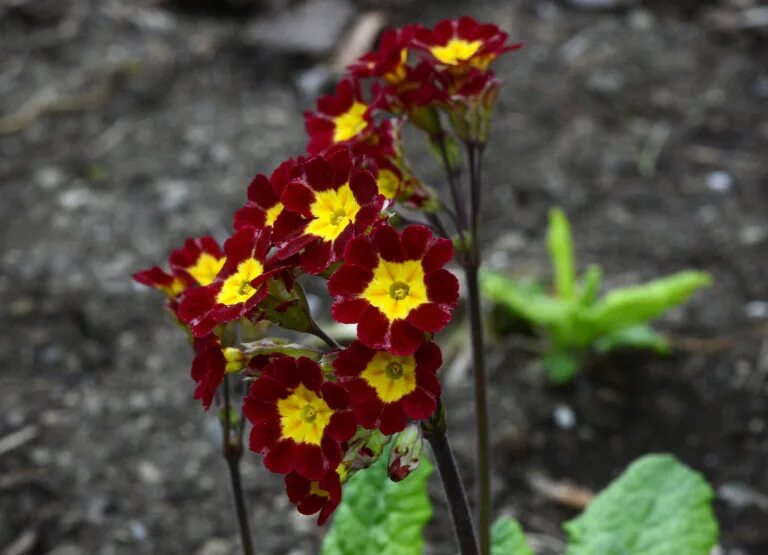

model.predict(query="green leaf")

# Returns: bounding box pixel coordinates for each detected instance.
[481,271,571,326]
[578,265,602,307]
[564,454,718,555]
[595,324,670,355]
[543,350,580,384]
[547,208,576,300]
[587,271,711,334]
[492,517,534,555]
[321,445,433,555]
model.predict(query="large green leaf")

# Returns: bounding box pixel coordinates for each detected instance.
[586,271,711,334]
[547,208,576,300]
[492,517,534,555]
[564,454,718,555]
[321,447,433,555]
[481,271,571,326]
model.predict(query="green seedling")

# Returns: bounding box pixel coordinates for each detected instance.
[482,208,712,383]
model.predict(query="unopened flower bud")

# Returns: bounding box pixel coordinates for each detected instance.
[223,347,246,373]
[388,424,423,482]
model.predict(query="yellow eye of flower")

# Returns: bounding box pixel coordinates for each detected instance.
[332,101,368,143]
[309,481,330,498]
[277,384,334,445]
[361,259,427,320]
[265,203,283,227]
[383,49,408,84]
[376,169,400,200]
[430,38,482,65]
[162,277,187,298]
[216,258,264,306]
[304,183,361,242]
[361,352,417,402]
[188,253,226,286]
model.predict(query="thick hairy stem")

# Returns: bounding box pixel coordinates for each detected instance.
[423,407,480,555]
[221,376,255,555]
[464,264,491,555]
[466,142,490,555]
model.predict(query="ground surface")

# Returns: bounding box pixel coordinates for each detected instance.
[1,0,767,554]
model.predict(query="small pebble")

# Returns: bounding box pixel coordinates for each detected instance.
[745,300,768,319]
[554,404,576,430]
[706,171,733,193]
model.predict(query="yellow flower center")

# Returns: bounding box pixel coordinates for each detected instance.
[376,169,400,200]
[332,101,368,143]
[430,38,482,65]
[361,259,427,320]
[309,481,330,498]
[304,183,361,242]
[265,203,283,227]
[162,277,187,298]
[277,384,334,445]
[187,253,226,286]
[360,351,417,403]
[383,49,408,84]
[215,258,264,306]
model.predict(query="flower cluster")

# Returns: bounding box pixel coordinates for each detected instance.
[134,16,519,526]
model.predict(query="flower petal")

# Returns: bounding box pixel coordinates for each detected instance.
[331,298,370,324]
[406,303,452,333]
[328,265,373,297]
[389,318,424,355]
[425,268,460,305]
[357,306,390,349]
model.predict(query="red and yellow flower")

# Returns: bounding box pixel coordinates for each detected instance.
[244,356,356,480]
[275,148,385,275]
[133,235,226,300]
[233,158,306,233]
[190,334,227,410]
[347,24,419,84]
[413,16,522,72]
[178,227,275,337]
[305,79,373,156]
[334,341,441,435]
[284,469,342,525]
[328,224,458,355]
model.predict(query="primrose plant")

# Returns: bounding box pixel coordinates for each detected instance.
[135,17,719,555]
[482,208,712,384]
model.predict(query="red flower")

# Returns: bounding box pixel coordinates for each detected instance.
[413,16,522,71]
[334,341,442,435]
[190,334,227,410]
[328,224,458,355]
[347,25,420,84]
[133,265,187,299]
[133,235,226,299]
[244,356,356,480]
[233,159,305,233]
[305,79,373,155]
[178,227,275,337]
[284,470,342,525]
[275,149,385,275]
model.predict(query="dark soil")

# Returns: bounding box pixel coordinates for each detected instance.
[1,0,766,554]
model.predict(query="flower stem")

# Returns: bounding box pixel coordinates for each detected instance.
[423,404,480,555]
[221,375,255,555]
[466,142,490,555]
[307,320,340,350]
[464,263,490,555]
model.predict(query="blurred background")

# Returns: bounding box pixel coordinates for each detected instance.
[0,0,766,553]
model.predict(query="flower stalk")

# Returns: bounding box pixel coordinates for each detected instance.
[222,375,255,555]
[422,402,480,555]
